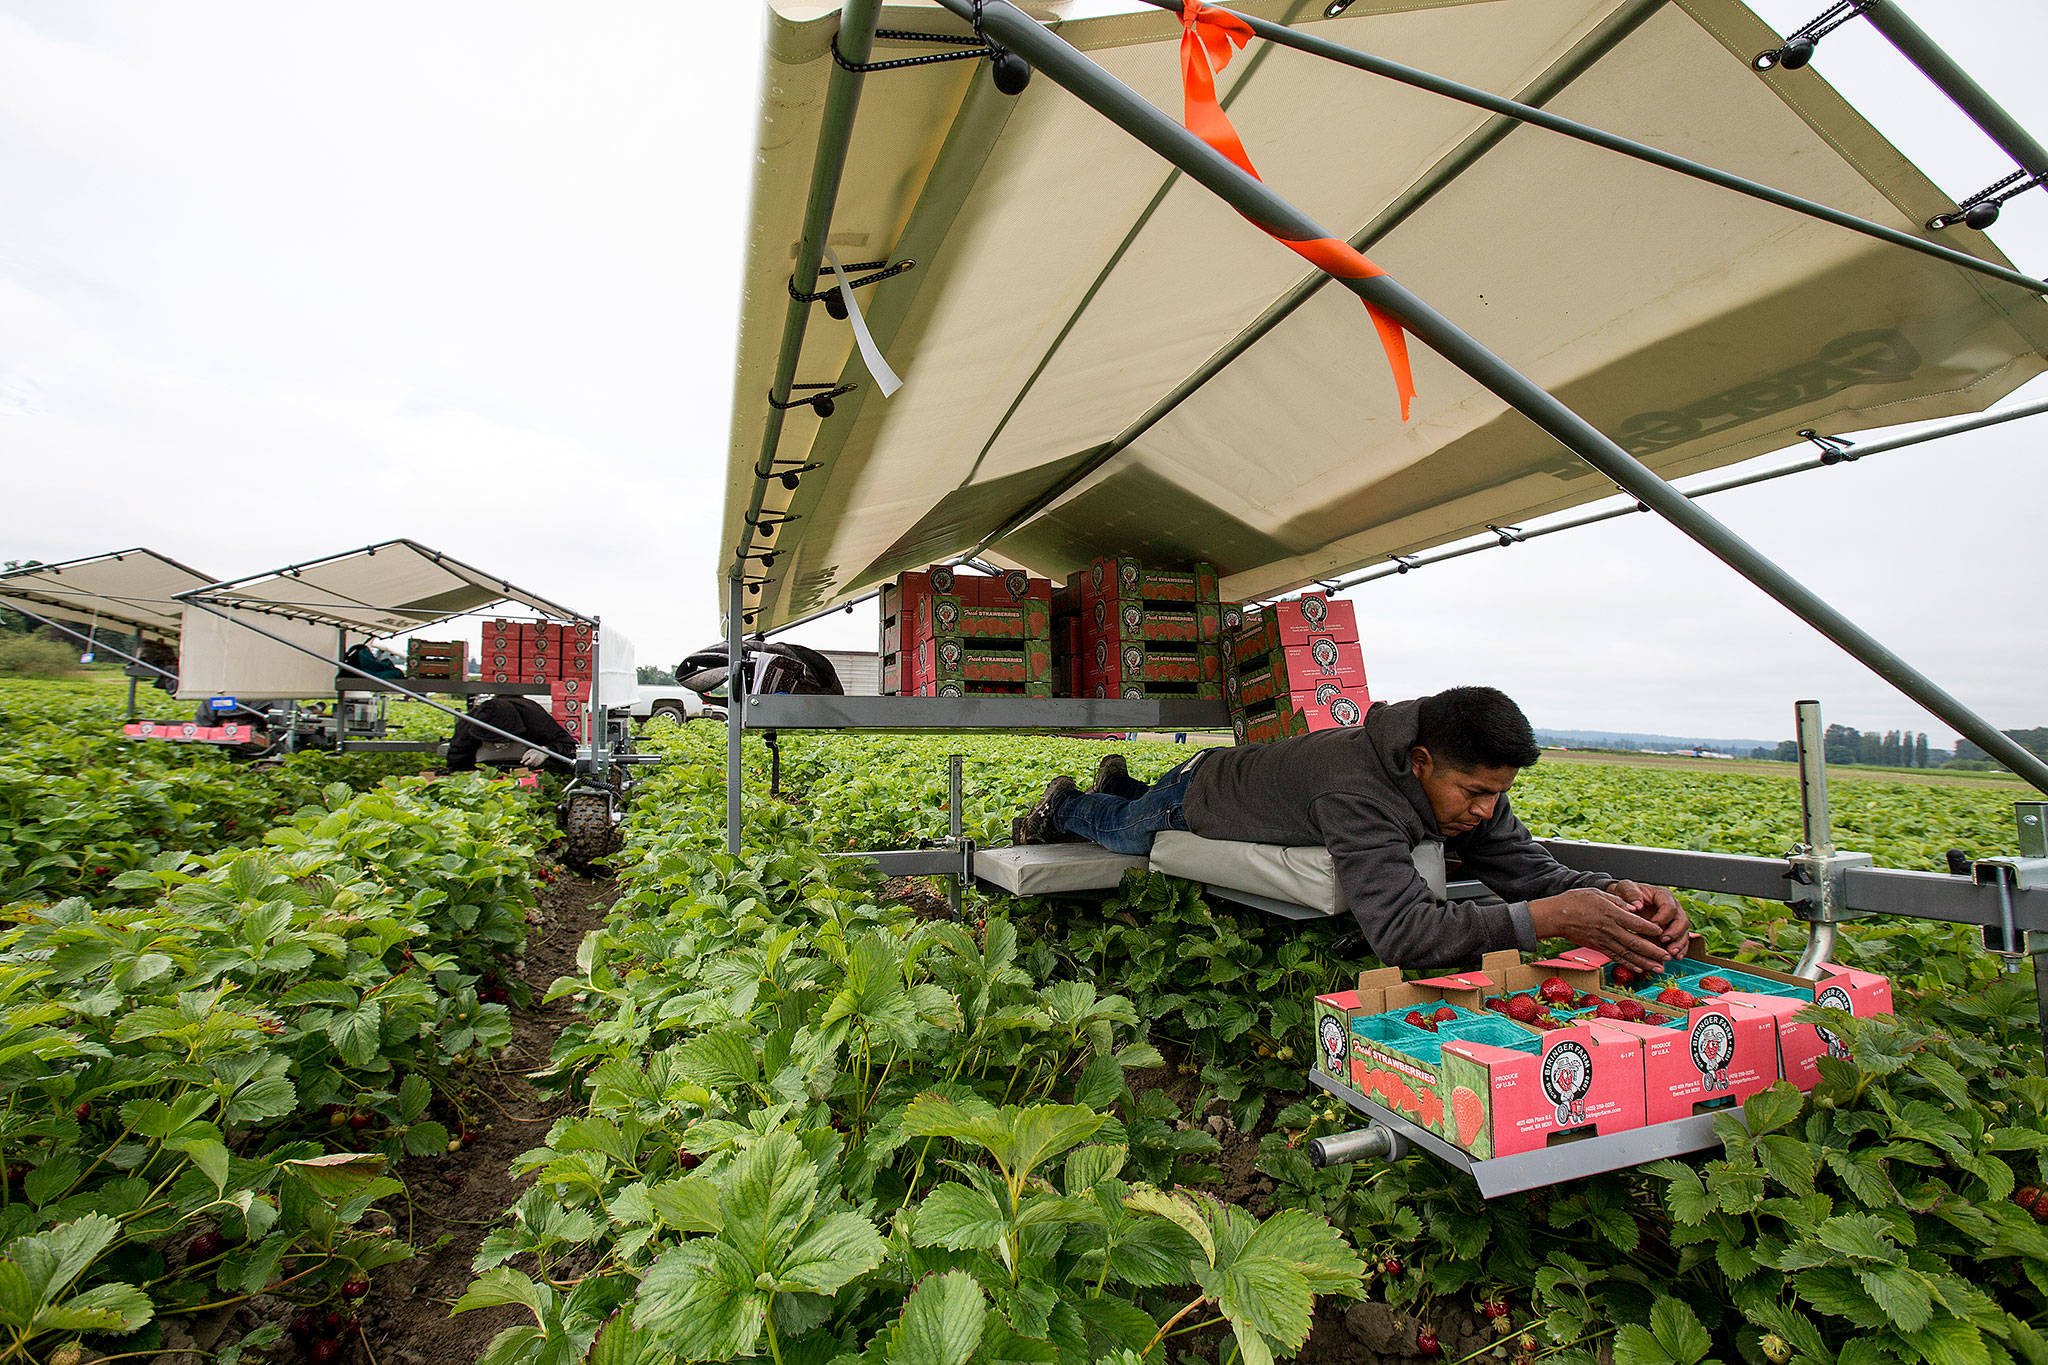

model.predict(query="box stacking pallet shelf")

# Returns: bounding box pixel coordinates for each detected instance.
[1308,1069,1728,1198]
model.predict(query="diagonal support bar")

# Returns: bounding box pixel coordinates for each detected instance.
[1863,2,2048,185]
[1131,0,2046,295]
[936,0,2048,795]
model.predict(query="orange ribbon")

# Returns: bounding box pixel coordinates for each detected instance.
[1177,0,1416,420]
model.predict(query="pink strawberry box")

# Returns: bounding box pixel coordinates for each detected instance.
[1435,1025,1647,1159]
[1714,990,1859,1091]
[1587,996,1783,1124]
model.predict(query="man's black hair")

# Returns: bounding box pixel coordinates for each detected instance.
[1415,686,1541,770]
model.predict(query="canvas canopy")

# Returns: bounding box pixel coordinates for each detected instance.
[723,0,2048,630]
[181,539,593,638]
[0,548,213,642]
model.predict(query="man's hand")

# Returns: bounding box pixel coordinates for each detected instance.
[1528,887,1670,975]
[1606,880,1690,952]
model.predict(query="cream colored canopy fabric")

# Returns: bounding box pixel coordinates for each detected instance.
[723,0,2048,630]
[184,539,593,636]
[0,548,213,642]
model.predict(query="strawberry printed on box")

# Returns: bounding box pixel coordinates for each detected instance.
[1322,962,1647,1159]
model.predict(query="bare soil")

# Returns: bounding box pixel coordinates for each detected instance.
[354,869,617,1365]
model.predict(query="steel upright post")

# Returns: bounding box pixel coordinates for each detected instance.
[1793,701,1839,977]
[948,753,965,917]
[726,575,745,856]
[935,0,2048,796]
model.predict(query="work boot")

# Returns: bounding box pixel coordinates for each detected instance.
[1012,775,1081,845]
[1087,753,1129,794]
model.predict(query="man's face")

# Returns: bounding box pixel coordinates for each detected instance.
[1410,747,1519,836]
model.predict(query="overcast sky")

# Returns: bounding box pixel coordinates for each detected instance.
[4,1,2044,745]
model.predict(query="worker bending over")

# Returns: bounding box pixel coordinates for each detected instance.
[1012,686,1687,971]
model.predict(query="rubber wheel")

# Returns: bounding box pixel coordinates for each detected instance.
[562,792,621,872]
[648,702,688,727]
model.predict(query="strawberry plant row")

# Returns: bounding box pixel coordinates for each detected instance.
[455,729,1369,1365]
[0,767,548,1365]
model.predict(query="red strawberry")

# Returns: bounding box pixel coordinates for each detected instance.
[343,1277,368,1299]
[1505,995,1541,1024]
[311,1340,344,1364]
[1432,1006,1458,1023]
[1612,966,1636,985]
[1538,976,1573,1003]
[1594,1000,1624,1020]
[1382,1256,1404,1276]
[2016,1187,2044,1216]
[188,1229,226,1261]
[1405,1010,1432,1031]
[2032,1191,2048,1223]
[1416,1329,1441,1357]
[1698,976,1733,994]
[1452,1086,1484,1146]
[1657,988,1696,1009]
[1482,1299,1508,1320]
[1485,997,1509,1014]
[1616,999,1647,1022]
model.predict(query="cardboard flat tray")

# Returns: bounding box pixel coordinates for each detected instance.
[1308,1070,1730,1198]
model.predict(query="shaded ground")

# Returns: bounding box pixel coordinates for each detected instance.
[357,869,617,1364]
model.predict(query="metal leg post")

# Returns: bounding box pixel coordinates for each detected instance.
[948,753,965,917]
[1863,2,2048,185]
[940,0,2048,796]
[726,575,745,856]
[1793,700,1843,978]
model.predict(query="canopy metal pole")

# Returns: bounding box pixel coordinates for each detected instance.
[178,600,560,759]
[1862,1,2048,184]
[1130,0,2046,294]
[726,575,745,855]
[730,0,885,600]
[937,0,2048,796]
[1315,396,2048,594]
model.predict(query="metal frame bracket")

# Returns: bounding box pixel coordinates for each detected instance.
[1785,844,1875,922]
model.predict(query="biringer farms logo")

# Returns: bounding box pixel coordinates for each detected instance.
[1004,570,1028,601]
[1121,602,1143,634]
[1119,561,1140,589]
[1691,1012,1736,1091]
[1300,595,1328,628]
[935,600,959,631]
[1542,1041,1593,1126]
[1311,637,1340,673]
[1318,1015,1348,1077]
[1315,682,1343,706]
[930,567,954,593]
[1814,985,1855,1060]
[939,641,963,671]
[1330,697,1363,727]
[1121,644,1144,672]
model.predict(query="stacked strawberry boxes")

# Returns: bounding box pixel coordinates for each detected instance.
[1052,557,1228,700]
[405,639,468,680]
[1223,592,1370,744]
[878,567,1055,698]
[483,618,598,739]
[1311,943,1893,1161]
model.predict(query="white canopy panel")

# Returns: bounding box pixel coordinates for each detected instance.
[723,0,2048,628]
[0,548,213,641]
[174,608,342,702]
[184,539,593,638]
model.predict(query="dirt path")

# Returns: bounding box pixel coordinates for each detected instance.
[358,869,616,1365]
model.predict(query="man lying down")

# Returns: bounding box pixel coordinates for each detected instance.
[1010,686,1688,972]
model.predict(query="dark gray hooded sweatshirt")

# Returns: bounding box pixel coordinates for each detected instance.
[1181,697,1612,967]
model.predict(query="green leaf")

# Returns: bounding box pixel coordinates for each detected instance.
[883,1270,984,1365]
[1124,1186,1213,1266]
[452,1267,553,1324]
[1065,1143,1126,1194]
[281,1153,389,1203]
[1742,1083,1805,1137]
[1857,1265,1933,1334]
[632,1240,764,1360]
[913,1183,1009,1252]
[773,1211,886,1295]
[34,1280,154,1335]
[224,1074,297,1125]
[1757,1135,1817,1194]
[1817,1214,1898,1265]
[330,1001,382,1069]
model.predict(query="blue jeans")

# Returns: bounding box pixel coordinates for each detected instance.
[1053,756,1200,855]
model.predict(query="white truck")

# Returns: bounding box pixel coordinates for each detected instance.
[630,686,724,727]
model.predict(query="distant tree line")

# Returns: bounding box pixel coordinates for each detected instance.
[1954,728,2048,772]
[1746,725,1944,768]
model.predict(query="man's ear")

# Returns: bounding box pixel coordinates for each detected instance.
[1409,745,1432,780]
